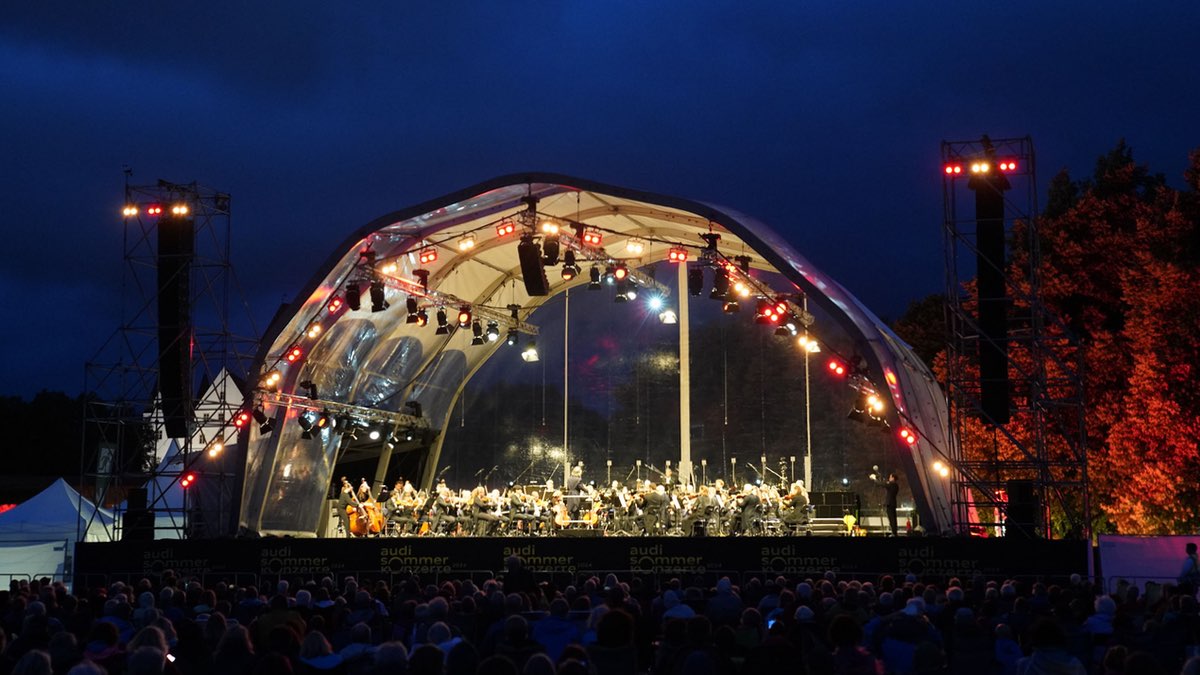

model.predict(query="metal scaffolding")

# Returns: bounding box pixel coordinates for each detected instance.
[941,136,1090,538]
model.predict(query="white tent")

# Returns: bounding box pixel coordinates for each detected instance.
[0,478,115,579]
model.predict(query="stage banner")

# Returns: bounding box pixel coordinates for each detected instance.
[75,536,1086,588]
[1098,534,1199,592]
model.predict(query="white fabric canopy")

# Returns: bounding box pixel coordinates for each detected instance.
[0,478,115,544]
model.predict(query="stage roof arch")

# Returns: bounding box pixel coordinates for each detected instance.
[239,173,955,536]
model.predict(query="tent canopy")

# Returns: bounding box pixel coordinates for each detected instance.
[0,478,114,544]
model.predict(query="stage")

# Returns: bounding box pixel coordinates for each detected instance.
[74,535,1087,589]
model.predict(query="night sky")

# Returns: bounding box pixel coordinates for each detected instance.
[2,2,1197,396]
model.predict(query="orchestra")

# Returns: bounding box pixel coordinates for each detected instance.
[331,469,817,538]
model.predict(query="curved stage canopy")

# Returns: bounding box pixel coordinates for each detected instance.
[239,174,955,536]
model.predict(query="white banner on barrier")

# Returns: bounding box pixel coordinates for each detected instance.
[1098,534,1199,593]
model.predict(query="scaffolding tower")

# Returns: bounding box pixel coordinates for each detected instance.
[81,178,258,540]
[941,136,1090,538]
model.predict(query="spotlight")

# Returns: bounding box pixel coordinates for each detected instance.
[146,204,163,217]
[380,260,398,275]
[170,204,189,216]
[405,297,420,323]
[418,247,438,264]
[506,329,518,346]
[414,268,430,291]
[415,308,428,327]
[582,229,603,246]
[370,280,388,312]
[260,369,282,392]
[327,297,344,313]
[668,247,688,263]
[346,283,361,311]
[687,267,704,296]
[774,325,790,337]
[754,299,773,325]
[122,205,138,217]
[486,321,500,342]
[458,234,476,251]
[542,235,561,265]
[722,300,740,313]
[710,268,729,300]
[368,428,382,441]
[207,439,223,458]
[541,219,560,235]
[587,265,601,290]
[733,281,751,298]
[253,407,274,434]
[305,322,322,338]
[233,410,251,431]
[298,410,317,439]
[181,472,196,488]
[299,380,319,399]
[471,320,485,346]
[899,427,918,445]
[285,345,303,364]
[436,308,450,335]
[647,296,664,311]
[496,220,516,237]
[827,359,846,377]
[613,264,628,281]
[457,306,472,328]
[625,238,645,255]
[797,334,821,353]
[658,309,678,325]
[604,264,616,285]
[561,251,579,280]
[521,340,539,363]
[405,400,423,418]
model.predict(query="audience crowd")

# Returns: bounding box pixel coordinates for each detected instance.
[2,559,1198,675]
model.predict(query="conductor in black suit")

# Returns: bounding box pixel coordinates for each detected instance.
[884,472,900,536]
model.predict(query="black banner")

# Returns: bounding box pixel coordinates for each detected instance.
[75,536,1086,589]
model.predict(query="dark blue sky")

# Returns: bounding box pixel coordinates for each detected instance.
[2,2,1197,396]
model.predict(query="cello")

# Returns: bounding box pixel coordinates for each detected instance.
[347,485,384,536]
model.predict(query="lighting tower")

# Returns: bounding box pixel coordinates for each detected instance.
[941,136,1088,539]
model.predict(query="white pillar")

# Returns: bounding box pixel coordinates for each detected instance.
[677,263,693,484]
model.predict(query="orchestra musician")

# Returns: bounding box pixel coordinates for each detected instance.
[335,478,354,537]
[782,480,811,530]
[682,485,718,536]
[735,484,761,535]
[642,483,669,534]
[431,485,458,534]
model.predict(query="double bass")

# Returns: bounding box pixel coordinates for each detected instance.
[347,485,384,536]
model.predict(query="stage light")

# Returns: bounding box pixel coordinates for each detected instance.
[346,283,361,311]
[146,204,163,216]
[658,309,678,325]
[604,264,616,285]
[380,260,399,275]
[541,219,560,235]
[253,406,274,435]
[368,428,381,441]
[801,331,820,353]
[328,297,344,313]
[899,427,917,445]
[521,340,539,363]
[486,321,500,342]
[285,345,303,364]
[582,229,603,246]
[261,369,282,391]
[181,472,196,488]
[418,247,438,264]
[722,300,740,313]
[171,204,189,216]
[457,306,472,327]
[458,234,476,251]
[734,281,751,298]
[471,320,485,346]
[754,299,772,325]
[588,265,601,290]
[414,269,430,292]
[233,410,252,431]
[405,297,420,323]
[306,322,322,338]
[298,410,317,438]
[496,220,516,237]
[710,268,729,300]
[970,161,990,174]
[542,235,560,265]
[415,308,428,327]
[613,264,628,281]
[827,359,846,376]
[999,160,1018,172]
[687,267,704,296]
[867,394,885,414]
[944,164,964,175]
[614,281,629,303]
[841,477,849,487]
[773,325,790,337]
[625,238,645,255]
[207,439,223,458]
[435,308,450,334]
[370,280,388,312]
[938,464,950,478]
[122,205,138,217]
[298,381,318,400]
[668,247,688,263]
[561,251,579,280]
[647,296,663,311]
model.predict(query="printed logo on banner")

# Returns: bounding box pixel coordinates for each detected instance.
[898,545,982,576]
[502,544,577,573]
[628,544,706,574]
[260,546,330,576]
[142,547,210,576]
[760,544,840,574]
[380,544,453,574]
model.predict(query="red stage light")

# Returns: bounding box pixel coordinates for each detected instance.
[457,306,472,327]
[181,472,196,488]
[328,297,344,313]
[418,248,438,265]
[582,229,603,245]
[147,204,163,216]
[899,427,918,445]
[998,160,1018,172]
[233,411,251,429]
[613,265,629,281]
[827,359,846,376]
[285,346,303,363]
[496,221,516,237]
[668,247,688,262]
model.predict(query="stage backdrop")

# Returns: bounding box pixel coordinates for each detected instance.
[76,536,1086,589]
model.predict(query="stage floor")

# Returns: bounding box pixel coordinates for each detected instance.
[74,535,1086,589]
